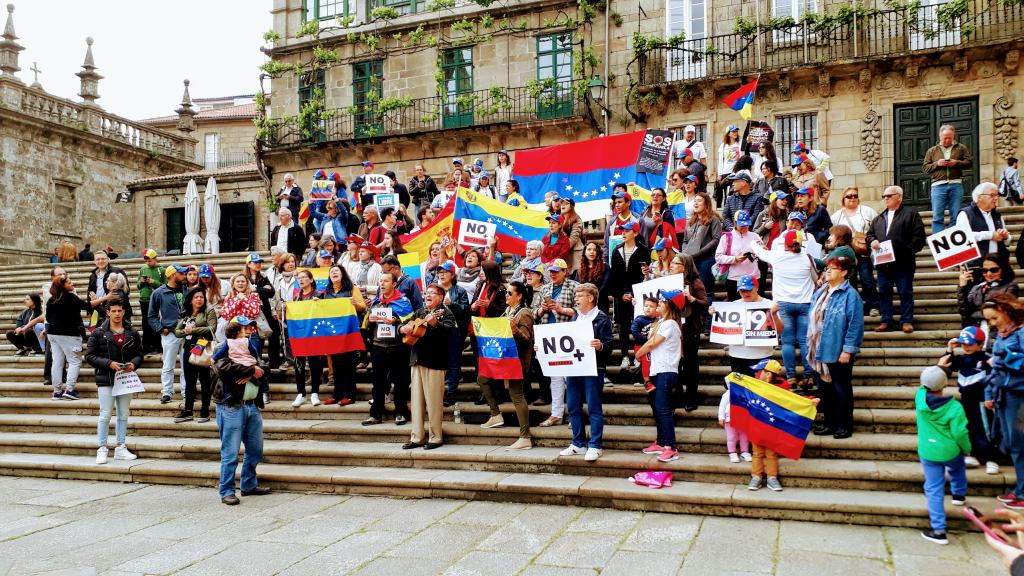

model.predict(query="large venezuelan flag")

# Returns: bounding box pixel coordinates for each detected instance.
[472,317,522,380]
[399,195,457,265]
[453,187,548,255]
[722,79,758,121]
[511,131,670,221]
[285,298,365,357]
[628,184,687,233]
[727,372,816,460]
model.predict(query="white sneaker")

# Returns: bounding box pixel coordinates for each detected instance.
[964,456,980,468]
[741,452,752,462]
[559,444,586,456]
[584,447,602,461]
[95,446,108,465]
[310,393,321,406]
[619,357,631,369]
[987,461,1001,475]
[113,445,136,461]
[292,394,305,407]
[729,452,740,463]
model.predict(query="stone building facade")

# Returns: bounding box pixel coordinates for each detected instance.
[0,5,200,264]
[142,92,257,170]
[261,0,1023,213]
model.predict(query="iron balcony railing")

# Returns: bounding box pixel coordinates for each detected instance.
[270,80,586,147]
[636,0,1024,85]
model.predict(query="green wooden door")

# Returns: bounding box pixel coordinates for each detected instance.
[165,208,185,254]
[353,60,384,138]
[536,34,574,119]
[442,48,474,129]
[894,98,979,207]
[220,202,255,252]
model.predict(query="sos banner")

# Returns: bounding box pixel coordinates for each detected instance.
[927,223,980,271]
[635,129,675,174]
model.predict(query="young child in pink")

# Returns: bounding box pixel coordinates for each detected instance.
[719,381,751,463]
[228,337,258,367]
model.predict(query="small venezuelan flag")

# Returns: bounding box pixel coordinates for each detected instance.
[310,169,333,200]
[298,201,310,228]
[285,298,365,357]
[727,371,816,460]
[722,79,758,121]
[398,252,423,290]
[472,317,522,380]
[628,184,687,233]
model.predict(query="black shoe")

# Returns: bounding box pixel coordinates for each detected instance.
[395,414,408,426]
[812,425,835,436]
[424,442,444,450]
[241,486,272,496]
[402,441,426,450]
[920,529,948,545]
[15,348,28,356]
[222,494,240,505]
[362,416,382,426]
[160,395,171,404]
[443,396,456,408]
[683,403,698,412]
[474,395,487,405]
[173,411,193,423]
[832,429,853,439]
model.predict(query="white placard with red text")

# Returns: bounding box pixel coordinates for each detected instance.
[458,219,497,248]
[872,240,895,266]
[710,302,746,345]
[927,222,980,271]
[365,174,392,195]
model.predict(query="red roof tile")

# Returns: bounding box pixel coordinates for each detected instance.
[140,103,257,125]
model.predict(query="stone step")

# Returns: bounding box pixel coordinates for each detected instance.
[0,413,921,461]
[0,451,982,529]
[0,432,1008,495]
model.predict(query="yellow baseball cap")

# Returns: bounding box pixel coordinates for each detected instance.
[144,249,158,259]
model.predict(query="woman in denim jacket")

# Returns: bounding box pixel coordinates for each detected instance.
[982,294,1024,507]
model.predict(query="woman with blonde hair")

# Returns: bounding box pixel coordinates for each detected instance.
[217,273,262,342]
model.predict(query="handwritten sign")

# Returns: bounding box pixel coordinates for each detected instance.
[111,370,145,397]
[534,321,597,377]
[927,222,980,271]
[458,219,497,248]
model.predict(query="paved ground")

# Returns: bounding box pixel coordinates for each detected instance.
[0,476,1005,576]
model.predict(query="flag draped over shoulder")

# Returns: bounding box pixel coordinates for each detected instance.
[285,299,365,357]
[398,252,422,289]
[472,317,522,380]
[399,195,457,265]
[628,184,687,232]
[727,372,816,460]
[452,187,548,255]
[511,131,669,220]
[723,79,758,121]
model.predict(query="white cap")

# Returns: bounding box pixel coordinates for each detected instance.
[684,125,696,134]
[920,366,948,392]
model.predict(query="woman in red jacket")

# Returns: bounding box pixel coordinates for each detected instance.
[541,214,570,263]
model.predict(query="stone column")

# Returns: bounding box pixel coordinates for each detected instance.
[76,37,102,108]
[176,79,197,161]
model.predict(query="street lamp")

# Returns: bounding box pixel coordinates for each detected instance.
[588,75,605,103]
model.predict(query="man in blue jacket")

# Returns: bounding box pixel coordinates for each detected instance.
[148,264,187,404]
[381,255,423,310]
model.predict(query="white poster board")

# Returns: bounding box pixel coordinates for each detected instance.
[365,174,392,195]
[458,219,497,248]
[711,301,778,346]
[743,303,778,346]
[631,273,686,318]
[111,370,145,397]
[534,321,598,377]
[872,240,895,266]
[373,193,399,210]
[927,222,980,271]
[710,302,746,345]
[372,307,395,339]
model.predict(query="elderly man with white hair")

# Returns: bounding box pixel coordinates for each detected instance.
[955,181,1012,287]
[269,207,307,261]
[510,240,549,283]
[866,185,926,334]
[273,173,304,229]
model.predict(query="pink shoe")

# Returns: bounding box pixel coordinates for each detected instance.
[642,442,665,455]
[656,447,679,462]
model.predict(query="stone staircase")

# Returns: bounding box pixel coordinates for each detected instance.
[1,207,1022,528]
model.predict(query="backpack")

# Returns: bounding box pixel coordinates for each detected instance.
[711,232,734,283]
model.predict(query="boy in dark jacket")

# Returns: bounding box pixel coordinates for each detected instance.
[937,326,1002,475]
[630,297,659,391]
[917,366,971,545]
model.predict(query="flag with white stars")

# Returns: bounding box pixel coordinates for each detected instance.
[726,372,817,460]
[285,298,365,357]
[453,187,549,255]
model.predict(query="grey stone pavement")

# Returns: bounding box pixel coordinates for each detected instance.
[0,476,1006,576]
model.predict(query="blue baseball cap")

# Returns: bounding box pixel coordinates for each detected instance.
[795,187,812,196]
[958,326,983,345]
[793,142,806,153]
[787,211,806,223]
[232,316,254,326]
[737,275,757,292]
[735,210,752,227]
[619,220,637,231]
[452,157,464,165]
[684,174,697,182]
[653,237,668,251]
[727,124,738,132]
[246,253,263,263]
[479,171,490,180]
[198,263,213,278]
[437,260,458,274]
[658,289,687,310]
[546,214,561,223]
[360,160,373,167]
[474,157,484,168]
[770,191,789,202]
[319,249,333,259]
[169,263,188,273]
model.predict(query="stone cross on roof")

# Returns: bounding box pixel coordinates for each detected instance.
[29,60,41,88]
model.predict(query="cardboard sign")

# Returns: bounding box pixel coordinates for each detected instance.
[374,193,399,209]
[372,307,395,339]
[742,121,775,150]
[458,219,497,248]
[534,321,598,377]
[111,370,145,397]
[365,174,392,195]
[631,273,686,318]
[872,240,895,266]
[710,302,746,345]
[636,129,675,174]
[309,179,333,200]
[608,235,623,265]
[927,223,980,271]
[743,304,778,346]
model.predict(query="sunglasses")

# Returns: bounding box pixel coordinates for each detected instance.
[844,194,859,199]
[882,194,897,198]
[983,267,1002,273]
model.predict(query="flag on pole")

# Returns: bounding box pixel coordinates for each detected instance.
[472,317,523,380]
[727,371,816,460]
[723,79,759,120]
[298,201,310,228]
[285,298,365,357]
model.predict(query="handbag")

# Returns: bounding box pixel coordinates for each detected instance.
[842,211,869,256]
[628,470,673,489]
[256,312,273,339]
[188,339,213,367]
[711,231,733,283]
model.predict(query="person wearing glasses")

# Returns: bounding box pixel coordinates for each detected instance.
[958,254,1018,328]
[831,186,878,315]
[955,182,1012,290]
[866,186,926,334]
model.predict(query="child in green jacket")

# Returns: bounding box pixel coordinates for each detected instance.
[917,366,972,546]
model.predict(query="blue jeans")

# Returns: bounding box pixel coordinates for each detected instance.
[921,455,967,532]
[217,403,264,498]
[876,263,916,325]
[97,386,130,447]
[999,392,1024,497]
[566,374,605,449]
[652,372,677,449]
[930,182,964,234]
[696,257,715,304]
[777,301,811,380]
[857,255,879,312]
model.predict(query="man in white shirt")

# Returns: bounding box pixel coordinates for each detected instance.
[269,208,305,260]
[673,125,707,170]
[955,181,1011,285]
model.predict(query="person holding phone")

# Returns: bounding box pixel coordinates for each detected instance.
[916,366,971,545]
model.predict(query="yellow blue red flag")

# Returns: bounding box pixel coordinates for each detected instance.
[285,298,364,357]
[454,187,548,255]
[628,183,687,233]
[472,317,522,380]
[723,79,758,120]
[727,371,816,460]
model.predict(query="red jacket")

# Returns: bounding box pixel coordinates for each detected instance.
[541,233,570,263]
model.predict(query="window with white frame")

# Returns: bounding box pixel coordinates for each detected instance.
[204,133,219,170]
[772,0,818,20]
[774,113,818,159]
[312,0,350,19]
[665,0,707,80]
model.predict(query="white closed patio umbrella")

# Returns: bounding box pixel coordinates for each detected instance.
[203,177,221,253]
[182,178,203,255]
